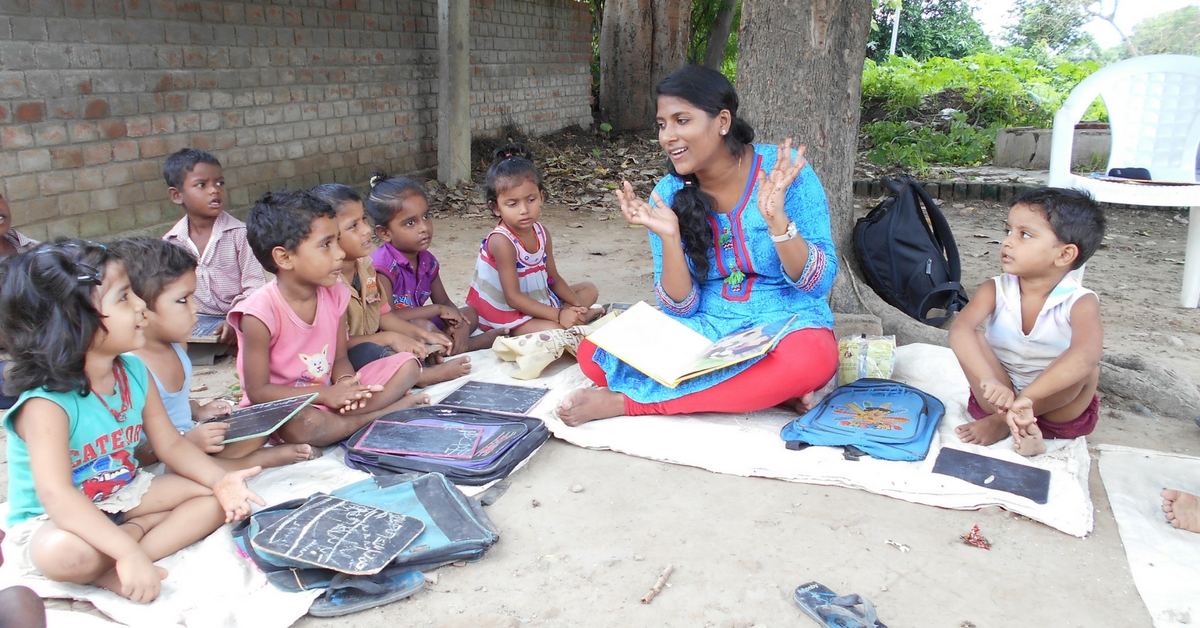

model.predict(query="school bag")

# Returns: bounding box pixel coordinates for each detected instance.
[231,473,499,592]
[343,405,550,485]
[853,175,968,326]
[779,379,945,461]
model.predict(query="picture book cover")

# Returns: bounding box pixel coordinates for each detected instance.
[585,301,798,388]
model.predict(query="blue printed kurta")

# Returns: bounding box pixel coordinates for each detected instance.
[591,144,838,403]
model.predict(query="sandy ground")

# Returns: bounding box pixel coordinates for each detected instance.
[8,192,1200,626]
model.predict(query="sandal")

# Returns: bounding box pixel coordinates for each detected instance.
[308,568,425,617]
[793,581,887,628]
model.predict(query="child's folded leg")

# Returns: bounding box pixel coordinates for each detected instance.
[213,436,318,470]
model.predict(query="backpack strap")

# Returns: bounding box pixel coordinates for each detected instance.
[904,175,963,283]
[916,281,970,326]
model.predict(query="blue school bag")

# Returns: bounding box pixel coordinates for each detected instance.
[779,379,944,461]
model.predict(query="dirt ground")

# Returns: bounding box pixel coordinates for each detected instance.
[8,161,1200,626]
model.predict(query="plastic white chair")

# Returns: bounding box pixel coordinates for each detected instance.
[1048,54,1200,307]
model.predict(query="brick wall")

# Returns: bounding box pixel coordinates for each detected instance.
[0,0,593,243]
[470,0,592,137]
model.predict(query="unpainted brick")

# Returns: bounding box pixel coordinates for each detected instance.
[47,217,81,240]
[18,148,52,172]
[79,210,110,237]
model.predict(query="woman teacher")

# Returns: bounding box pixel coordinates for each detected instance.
[558,65,839,425]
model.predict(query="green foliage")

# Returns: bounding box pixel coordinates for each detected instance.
[860,52,1105,170]
[1129,6,1200,56]
[1005,0,1089,54]
[867,0,992,62]
[863,113,997,173]
[688,0,742,74]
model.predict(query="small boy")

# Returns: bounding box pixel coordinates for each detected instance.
[950,187,1105,456]
[111,238,315,469]
[231,190,429,447]
[161,149,267,344]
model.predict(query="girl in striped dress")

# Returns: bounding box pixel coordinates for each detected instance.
[465,144,601,334]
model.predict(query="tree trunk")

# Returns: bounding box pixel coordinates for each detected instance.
[703,0,737,70]
[599,0,691,130]
[736,0,944,345]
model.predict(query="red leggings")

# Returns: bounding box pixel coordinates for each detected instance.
[576,327,838,416]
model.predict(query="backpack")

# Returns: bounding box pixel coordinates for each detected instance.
[853,175,968,326]
[779,379,945,461]
[231,473,499,592]
[343,406,550,485]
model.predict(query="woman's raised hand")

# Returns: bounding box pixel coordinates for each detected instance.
[616,181,679,240]
[756,138,807,233]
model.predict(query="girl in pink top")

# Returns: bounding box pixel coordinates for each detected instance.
[230,191,429,446]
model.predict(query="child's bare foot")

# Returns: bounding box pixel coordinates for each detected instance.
[556,388,626,426]
[1162,489,1200,532]
[1013,421,1047,456]
[94,566,169,600]
[779,391,818,414]
[393,391,431,410]
[249,443,320,469]
[466,327,509,352]
[418,356,471,386]
[956,412,1010,445]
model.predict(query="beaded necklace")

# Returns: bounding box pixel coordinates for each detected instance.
[92,359,133,423]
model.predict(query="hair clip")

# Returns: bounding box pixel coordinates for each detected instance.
[683,179,696,187]
[75,263,103,286]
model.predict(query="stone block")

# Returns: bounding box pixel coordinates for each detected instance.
[55,191,88,216]
[18,148,52,172]
[79,211,110,237]
[47,217,80,240]
[38,170,74,195]
[2,126,35,150]
[74,167,104,191]
[6,175,40,201]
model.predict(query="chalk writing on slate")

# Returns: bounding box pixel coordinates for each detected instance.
[251,494,425,575]
[191,315,225,338]
[209,393,316,444]
[438,381,550,416]
[931,447,1051,504]
[355,421,484,459]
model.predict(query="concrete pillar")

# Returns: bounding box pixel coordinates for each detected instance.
[438,0,471,185]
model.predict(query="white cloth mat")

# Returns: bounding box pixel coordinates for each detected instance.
[426,344,1095,537]
[1097,444,1200,627]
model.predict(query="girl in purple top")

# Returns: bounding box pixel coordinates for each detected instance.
[368,172,509,355]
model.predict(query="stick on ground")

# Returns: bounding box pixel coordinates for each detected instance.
[640,564,674,604]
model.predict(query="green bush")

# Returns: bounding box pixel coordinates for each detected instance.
[860,52,1106,170]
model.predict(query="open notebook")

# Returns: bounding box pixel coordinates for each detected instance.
[585,301,797,388]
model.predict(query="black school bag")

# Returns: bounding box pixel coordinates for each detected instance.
[853,175,968,326]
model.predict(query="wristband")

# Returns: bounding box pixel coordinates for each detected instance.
[770,221,798,243]
[335,373,354,383]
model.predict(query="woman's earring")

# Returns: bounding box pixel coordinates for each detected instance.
[721,130,727,136]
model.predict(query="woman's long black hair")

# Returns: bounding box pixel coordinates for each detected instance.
[656,65,756,278]
[0,240,121,395]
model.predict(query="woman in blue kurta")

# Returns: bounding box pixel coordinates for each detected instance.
[558,65,839,426]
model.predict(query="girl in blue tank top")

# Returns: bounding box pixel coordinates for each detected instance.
[0,241,263,604]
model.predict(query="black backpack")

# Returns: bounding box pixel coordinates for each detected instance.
[853,175,968,326]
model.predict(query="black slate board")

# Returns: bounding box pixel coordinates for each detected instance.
[931,447,1052,504]
[209,393,317,444]
[250,494,424,575]
[355,421,484,459]
[190,315,225,343]
[437,381,549,416]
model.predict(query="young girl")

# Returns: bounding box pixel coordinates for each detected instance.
[465,144,601,334]
[309,183,470,386]
[0,241,262,604]
[109,238,315,470]
[368,173,506,354]
[233,190,430,447]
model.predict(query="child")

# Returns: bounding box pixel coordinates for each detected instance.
[161,148,267,344]
[0,241,261,603]
[110,238,316,469]
[949,187,1106,456]
[310,184,470,386]
[0,193,38,258]
[465,144,601,334]
[368,172,507,355]
[232,190,430,447]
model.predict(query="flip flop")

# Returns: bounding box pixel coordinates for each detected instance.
[308,568,425,617]
[793,581,888,628]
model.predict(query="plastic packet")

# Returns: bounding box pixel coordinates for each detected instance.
[837,334,896,386]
